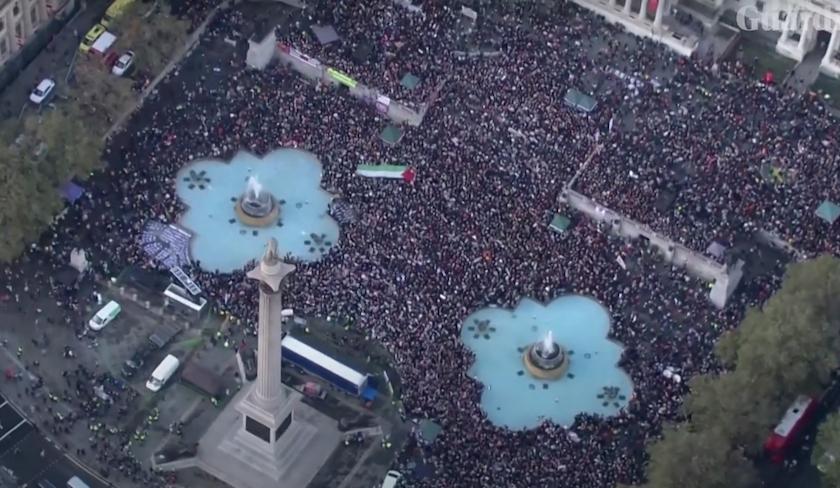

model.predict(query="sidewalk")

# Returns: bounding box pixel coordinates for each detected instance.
[0,346,112,488]
[0,268,147,487]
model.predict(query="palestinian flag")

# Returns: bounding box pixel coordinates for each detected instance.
[356,164,415,182]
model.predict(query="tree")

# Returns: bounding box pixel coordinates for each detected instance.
[0,146,63,261]
[684,372,784,454]
[35,103,104,183]
[714,257,840,411]
[112,3,189,75]
[814,411,840,487]
[641,424,758,488]
[633,256,840,488]
[73,58,135,128]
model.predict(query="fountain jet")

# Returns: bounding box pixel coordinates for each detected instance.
[235,175,280,227]
[524,329,569,380]
[247,175,263,199]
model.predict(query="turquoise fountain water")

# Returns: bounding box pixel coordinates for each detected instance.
[175,149,339,273]
[462,295,633,430]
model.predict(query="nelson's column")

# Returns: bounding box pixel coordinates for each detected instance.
[196,238,340,488]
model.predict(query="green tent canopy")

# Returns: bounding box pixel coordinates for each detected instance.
[564,89,597,113]
[400,73,421,90]
[416,419,442,444]
[816,200,840,224]
[760,163,785,184]
[380,125,404,146]
[549,214,571,233]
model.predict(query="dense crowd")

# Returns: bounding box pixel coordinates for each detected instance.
[278,0,459,106]
[1,0,836,487]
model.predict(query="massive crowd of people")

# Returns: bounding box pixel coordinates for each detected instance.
[1,0,837,487]
[279,0,459,106]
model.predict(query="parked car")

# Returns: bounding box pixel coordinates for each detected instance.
[112,50,134,76]
[148,323,181,349]
[121,343,153,379]
[29,79,55,105]
[241,348,257,381]
[79,24,106,53]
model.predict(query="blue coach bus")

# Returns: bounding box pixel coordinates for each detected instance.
[281,336,377,401]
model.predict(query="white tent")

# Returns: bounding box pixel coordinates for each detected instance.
[69,248,89,274]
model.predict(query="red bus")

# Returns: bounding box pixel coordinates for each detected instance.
[764,395,819,464]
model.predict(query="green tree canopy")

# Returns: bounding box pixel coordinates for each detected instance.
[641,424,758,488]
[815,410,840,487]
[0,146,63,260]
[683,372,781,454]
[36,104,104,183]
[636,256,840,488]
[715,256,840,400]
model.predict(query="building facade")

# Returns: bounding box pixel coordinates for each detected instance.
[572,0,840,77]
[0,0,73,68]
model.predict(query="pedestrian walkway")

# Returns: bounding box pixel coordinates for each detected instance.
[0,392,105,488]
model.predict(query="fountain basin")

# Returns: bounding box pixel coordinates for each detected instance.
[462,295,633,430]
[175,149,339,273]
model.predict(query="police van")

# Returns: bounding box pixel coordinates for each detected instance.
[146,355,180,392]
[88,301,121,331]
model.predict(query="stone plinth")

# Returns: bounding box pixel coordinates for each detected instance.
[196,385,340,488]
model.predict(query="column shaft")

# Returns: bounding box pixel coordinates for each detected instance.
[255,287,285,405]
[797,21,809,53]
[653,0,664,28]
[824,28,840,64]
[638,0,649,20]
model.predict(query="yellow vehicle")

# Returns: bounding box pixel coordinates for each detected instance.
[79,24,106,53]
[101,0,135,28]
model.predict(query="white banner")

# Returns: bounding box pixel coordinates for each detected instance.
[375,94,391,114]
[289,48,321,69]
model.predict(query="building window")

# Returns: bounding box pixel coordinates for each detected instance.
[14,23,22,39]
[0,40,7,56]
[779,11,787,22]
[755,1,764,12]
[30,6,37,25]
[0,20,4,33]
[12,3,20,16]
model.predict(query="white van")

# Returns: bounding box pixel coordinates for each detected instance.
[146,354,180,392]
[381,470,402,488]
[88,301,121,331]
[67,476,90,488]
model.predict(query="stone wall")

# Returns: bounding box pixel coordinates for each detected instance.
[245,30,426,126]
[275,48,425,126]
[560,189,743,308]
